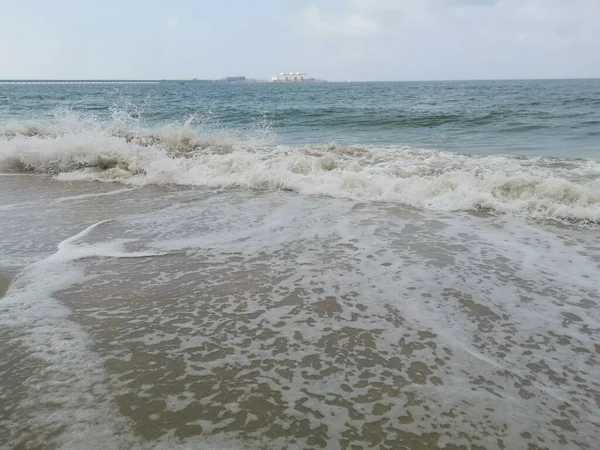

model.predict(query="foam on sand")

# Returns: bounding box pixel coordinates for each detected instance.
[0,220,166,449]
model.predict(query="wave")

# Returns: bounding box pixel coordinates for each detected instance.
[260,108,512,129]
[1,111,599,223]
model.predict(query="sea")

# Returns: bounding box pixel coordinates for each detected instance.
[0,80,599,450]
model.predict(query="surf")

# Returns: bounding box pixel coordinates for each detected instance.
[1,110,599,224]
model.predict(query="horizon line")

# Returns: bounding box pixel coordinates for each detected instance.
[1,76,599,83]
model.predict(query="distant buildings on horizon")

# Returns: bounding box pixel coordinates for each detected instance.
[178,72,325,83]
[176,76,267,84]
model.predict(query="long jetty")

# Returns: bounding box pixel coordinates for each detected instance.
[0,79,235,84]
[0,79,168,84]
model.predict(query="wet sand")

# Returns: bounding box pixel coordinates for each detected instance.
[1,175,599,449]
[0,273,9,298]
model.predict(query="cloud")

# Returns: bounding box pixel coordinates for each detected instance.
[166,17,179,30]
[297,0,600,48]
[296,5,380,37]
[177,49,191,57]
[291,0,600,80]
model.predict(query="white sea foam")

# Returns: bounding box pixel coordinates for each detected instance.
[75,193,599,449]
[0,220,168,449]
[1,112,599,223]
[2,176,599,448]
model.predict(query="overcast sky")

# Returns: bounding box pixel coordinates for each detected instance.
[1,0,599,81]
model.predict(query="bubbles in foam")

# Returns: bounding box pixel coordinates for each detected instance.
[48,192,598,449]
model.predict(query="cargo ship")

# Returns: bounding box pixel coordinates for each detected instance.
[271,72,324,83]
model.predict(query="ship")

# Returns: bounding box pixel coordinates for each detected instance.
[271,72,324,83]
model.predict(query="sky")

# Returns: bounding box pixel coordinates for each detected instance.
[1,0,599,81]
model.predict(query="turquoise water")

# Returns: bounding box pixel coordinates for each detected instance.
[1,79,599,157]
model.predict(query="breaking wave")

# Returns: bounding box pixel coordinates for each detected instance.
[1,111,599,223]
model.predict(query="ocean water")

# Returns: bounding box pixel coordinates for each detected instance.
[0,80,599,449]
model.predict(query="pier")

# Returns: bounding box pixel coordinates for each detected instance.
[0,79,162,84]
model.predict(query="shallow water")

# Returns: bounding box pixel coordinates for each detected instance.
[1,175,599,449]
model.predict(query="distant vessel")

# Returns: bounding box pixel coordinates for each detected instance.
[271,72,324,83]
